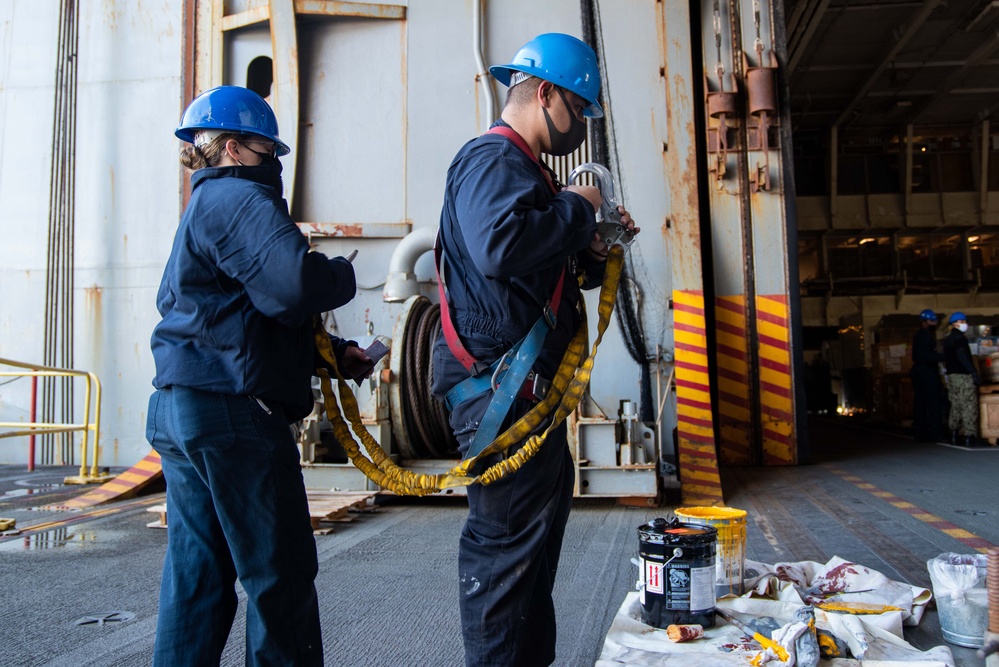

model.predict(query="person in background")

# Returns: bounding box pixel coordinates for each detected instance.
[943,311,980,447]
[431,33,639,666]
[147,85,371,666]
[910,309,944,442]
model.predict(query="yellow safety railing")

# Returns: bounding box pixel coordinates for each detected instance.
[0,358,114,484]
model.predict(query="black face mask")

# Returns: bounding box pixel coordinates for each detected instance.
[237,144,284,196]
[543,87,587,156]
[242,144,279,165]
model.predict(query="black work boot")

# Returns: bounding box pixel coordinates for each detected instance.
[964,435,976,447]
[952,429,959,445]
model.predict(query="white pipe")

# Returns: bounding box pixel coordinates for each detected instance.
[473,0,497,127]
[382,226,438,303]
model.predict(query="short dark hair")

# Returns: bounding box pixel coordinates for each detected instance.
[505,76,544,109]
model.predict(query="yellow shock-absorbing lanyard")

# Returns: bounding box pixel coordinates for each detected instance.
[312,244,625,495]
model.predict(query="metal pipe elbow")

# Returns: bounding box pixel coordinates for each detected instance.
[382,226,438,303]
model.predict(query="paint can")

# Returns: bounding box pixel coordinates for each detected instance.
[638,517,717,629]
[675,506,747,597]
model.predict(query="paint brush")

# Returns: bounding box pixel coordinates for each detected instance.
[715,608,790,662]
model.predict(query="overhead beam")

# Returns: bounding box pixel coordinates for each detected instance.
[965,1,999,32]
[785,0,811,38]
[788,0,832,74]
[221,0,406,31]
[833,0,942,128]
[805,59,999,72]
[900,32,999,126]
[794,87,999,100]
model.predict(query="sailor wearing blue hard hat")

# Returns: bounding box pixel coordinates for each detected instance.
[148,85,372,665]
[910,309,943,442]
[943,311,980,446]
[431,34,639,666]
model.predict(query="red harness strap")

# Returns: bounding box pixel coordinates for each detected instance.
[435,125,566,374]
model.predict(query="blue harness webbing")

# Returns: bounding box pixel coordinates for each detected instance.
[460,310,554,459]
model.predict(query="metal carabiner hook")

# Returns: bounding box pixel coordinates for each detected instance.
[568,162,635,248]
[490,351,513,393]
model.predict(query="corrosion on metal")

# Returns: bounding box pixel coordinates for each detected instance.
[295,222,411,238]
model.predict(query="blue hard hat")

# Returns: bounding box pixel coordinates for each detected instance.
[949,312,967,324]
[175,86,290,156]
[489,33,604,118]
[919,309,937,321]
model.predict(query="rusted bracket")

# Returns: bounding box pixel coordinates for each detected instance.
[745,54,779,193]
[706,88,739,183]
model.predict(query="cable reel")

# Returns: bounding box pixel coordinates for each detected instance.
[387,296,457,460]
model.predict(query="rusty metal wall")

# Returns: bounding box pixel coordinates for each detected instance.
[0,0,807,479]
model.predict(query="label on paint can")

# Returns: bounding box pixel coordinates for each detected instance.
[644,558,664,594]
[687,564,715,612]
[641,558,714,612]
[661,560,715,612]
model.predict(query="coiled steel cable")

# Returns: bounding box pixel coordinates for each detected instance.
[400,298,458,458]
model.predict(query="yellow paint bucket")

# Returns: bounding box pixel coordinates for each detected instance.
[674,506,747,597]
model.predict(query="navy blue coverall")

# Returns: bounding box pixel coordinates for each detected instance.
[431,120,604,666]
[148,165,355,666]
[910,326,944,441]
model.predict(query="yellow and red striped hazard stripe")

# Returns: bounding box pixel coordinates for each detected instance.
[42,450,162,511]
[673,290,724,505]
[756,295,797,465]
[715,295,752,465]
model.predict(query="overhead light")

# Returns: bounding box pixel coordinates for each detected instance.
[859,238,876,245]
[968,235,980,242]
[920,147,927,152]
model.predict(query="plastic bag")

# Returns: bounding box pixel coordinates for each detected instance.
[927,553,987,606]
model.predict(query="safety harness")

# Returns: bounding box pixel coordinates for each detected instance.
[437,125,568,461]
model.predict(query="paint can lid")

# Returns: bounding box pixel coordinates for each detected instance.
[638,517,718,545]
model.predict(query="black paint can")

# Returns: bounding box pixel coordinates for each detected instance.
[638,517,717,629]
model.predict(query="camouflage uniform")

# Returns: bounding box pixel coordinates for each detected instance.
[947,373,978,436]
[944,323,980,439]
